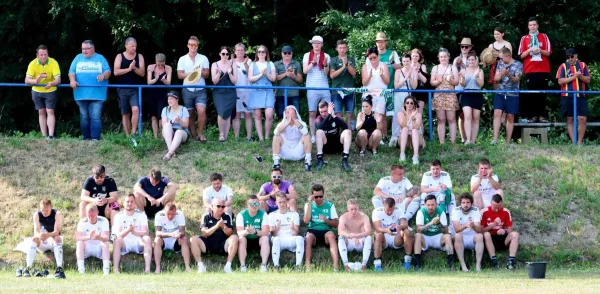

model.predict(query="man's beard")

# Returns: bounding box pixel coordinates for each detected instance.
[273,179,281,185]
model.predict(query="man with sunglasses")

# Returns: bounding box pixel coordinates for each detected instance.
[270,193,304,271]
[556,48,591,145]
[257,168,299,213]
[303,184,339,271]
[190,198,239,273]
[275,46,303,119]
[315,101,352,172]
[236,195,270,272]
[79,164,120,226]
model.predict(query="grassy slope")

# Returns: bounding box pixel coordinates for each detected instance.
[0,133,599,269]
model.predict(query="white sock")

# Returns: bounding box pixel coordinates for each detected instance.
[362,236,373,266]
[295,236,304,266]
[404,255,412,263]
[102,260,110,275]
[337,237,348,266]
[273,154,281,165]
[304,153,312,163]
[198,262,205,268]
[26,245,37,268]
[272,237,281,267]
[371,196,384,208]
[405,197,421,220]
[77,260,85,274]
[53,244,64,267]
[374,259,382,266]
[225,261,231,268]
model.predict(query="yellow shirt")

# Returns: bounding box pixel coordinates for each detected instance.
[26,58,61,93]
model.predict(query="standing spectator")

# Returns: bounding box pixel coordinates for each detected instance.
[410,48,429,114]
[391,54,418,148]
[113,37,145,137]
[25,45,61,139]
[398,96,423,165]
[372,32,401,144]
[355,96,382,156]
[518,17,552,123]
[556,48,591,145]
[249,45,277,141]
[303,35,331,143]
[274,45,303,120]
[453,38,478,144]
[211,46,238,142]
[146,53,172,139]
[68,40,111,141]
[488,27,513,89]
[492,47,523,145]
[362,48,390,140]
[177,36,210,142]
[430,48,459,144]
[161,91,190,160]
[459,53,484,144]
[329,40,357,128]
[232,43,253,141]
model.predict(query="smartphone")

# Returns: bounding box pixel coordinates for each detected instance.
[390,227,397,233]
[255,156,263,163]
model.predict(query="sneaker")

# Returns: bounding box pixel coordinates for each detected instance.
[311,135,316,144]
[130,136,138,147]
[40,269,49,277]
[403,261,411,270]
[490,140,498,146]
[518,118,529,123]
[538,116,549,123]
[400,153,406,161]
[374,265,383,272]
[388,137,398,148]
[491,260,499,270]
[272,163,281,170]
[448,260,455,270]
[47,136,55,140]
[240,265,247,273]
[223,264,233,274]
[23,268,31,277]
[315,158,326,171]
[382,136,389,145]
[33,269,43,277]
[506,261,515,270]
[16,268,23,277]
[304,162,311,172]
[197,263,207,273]
[412,155,419,165]
[53,267,66,279]
[341,159,351,172]
[414,262,422,271]
[260,264,267,273]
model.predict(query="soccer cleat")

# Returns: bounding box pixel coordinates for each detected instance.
[240,265,247,273]
[16,268,23,277]
[260,264,267,273]
[506,261,515,270]
[341,159,351,172]
[23,268,32,277]
[40,269,50,277]
[272,164,281,170]
[448,260,455,270]
[491,260,500,270]
[53,267,66,279]
[403,261,411,270]
[315,158,326,171]
[304,162,311,172]
[414,263,422,271]
[374,265,383,272]
[223,264,233,274]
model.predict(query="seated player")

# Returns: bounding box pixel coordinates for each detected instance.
[452,192,484,272]
[372,198,413,272]
[257,168,299,213]
[315,101,352,172]
[16,199,65,279]
[236,195,270,272]
[270,192,304,271]
[272,105,313,172]
[411,159,455,222]
[153,203,191,273]
[482,194,520,270]
[75,203,111,275]
[414,195,454,270]
[337,199,372,271]
[79,164,120,225]
[471,158,504,209]
[133,168,178,219]
[372,164,413,208]
[202,173,234,216]
[303,184,339,272]
[190,199,239,273]
[112,194,152,274]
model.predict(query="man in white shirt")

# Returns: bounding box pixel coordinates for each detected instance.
[337,199,372,271]
[372,164,413,208]
[202,173,234,216]
[415,159,455,221]
[471,158,504,209]
[112,194,152,274]
[272,105,313,172]
[452,193,484,272]
[236,195,270,272]
[303,35,331,143]
[75,203,111,275]
[177,36,210,141]
[153,203,191,273]
[270,192,304,271]
[372,198,413,271]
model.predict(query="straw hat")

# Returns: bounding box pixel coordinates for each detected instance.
[184,68,202,85]
[459,38,473,46]
[375,32,388,41]
[480,48,499,66]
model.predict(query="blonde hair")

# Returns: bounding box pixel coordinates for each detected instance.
[411,48,424,64]
[347,199,358,206]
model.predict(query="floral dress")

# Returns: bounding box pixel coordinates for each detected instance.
[432,65,459,111]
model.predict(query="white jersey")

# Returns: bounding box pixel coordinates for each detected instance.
[302,52,331,88]
[421,171,453,198]
[470,174,500,196]
[203,185,234,203]
[372,206,405,228]
[154,210,186,233]
[112,210,148,241]
[269,210,300,238]
[376,176,413,198]
[451,207,481,236]
[77,216,110,245]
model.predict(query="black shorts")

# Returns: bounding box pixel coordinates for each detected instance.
[560,97,589,118]
[200,236,227,255]
[144,198,164,219]
[161,238,182,252]
[97,202,120,218]
[307,229,333,247]
[323,135,343,154]
[460,93,484,110]
[246,237,261,251]
[491,234,508,250]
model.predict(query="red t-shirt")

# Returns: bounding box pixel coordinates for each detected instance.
[481,206,513,235]
[518,33,552,74]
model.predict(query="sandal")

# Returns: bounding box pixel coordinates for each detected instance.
[219,136,226,142]
[197,136,207,143]
[162,152,174,161]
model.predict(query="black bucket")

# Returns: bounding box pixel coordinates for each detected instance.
[527,262,548,279]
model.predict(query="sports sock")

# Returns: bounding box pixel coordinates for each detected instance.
[337,237,348,265]
[225,261,232,268]
[508,256,515,264]
[362,236,372,266]
[26,244,37,268]
[102,260,110,275]
[342,152,349,160]
[491,255,497,262]
[271,237,281,267]
[53,244,64,267]
[447,254,454,264]
[404,197,421,220]
[404,255,412,263]
[272,154,280,165]
[414,254,421,265]
[77,260,85,274]
[304,153,312,163]
[373,258,382,266]
[317,153,323,160]
[295,236,304,266]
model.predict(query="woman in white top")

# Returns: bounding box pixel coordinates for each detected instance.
[398,96,423,165]
[390,54,418,147]
[459,53,484,144]
[232,43,253,141]
[248,45,276,141]
[362,47,390,136]
[161,91,190,160]
[430,48,459,144]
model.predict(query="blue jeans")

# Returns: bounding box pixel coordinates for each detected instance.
[275,96,301,119]
[332,93,355,114]
[76,100,104,140]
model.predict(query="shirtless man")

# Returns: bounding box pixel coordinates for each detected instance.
[337,199,372,271]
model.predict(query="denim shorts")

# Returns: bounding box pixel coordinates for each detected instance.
[332,93,355,114]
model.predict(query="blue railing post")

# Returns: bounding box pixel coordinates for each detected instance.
[284,88,288,110]
[138,86,143,137]
[573,92,577,145]
[428,91,433,142]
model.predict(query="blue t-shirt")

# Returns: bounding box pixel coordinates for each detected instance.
[138,176,169,199]
[68,53,111,101]
[161,106,190,130]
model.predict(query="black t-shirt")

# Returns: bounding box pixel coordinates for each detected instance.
[137,176,169,199]
[315,114,348,137]
[360,112,377,135]
[201,212,233,243]
[82,176,118,201]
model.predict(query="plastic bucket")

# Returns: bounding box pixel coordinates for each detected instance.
[527,262,548,279]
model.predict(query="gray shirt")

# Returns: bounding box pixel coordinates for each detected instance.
[497,60,523,97]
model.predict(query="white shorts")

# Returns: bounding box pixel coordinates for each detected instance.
[346,237,366,252]
[163,237,177,251]
[372,96,386,115]
[461,234,475,250]
[280,139,305,161]
[384,233,401,249]
[121,237,144,255]
[421,233,443,251]
[37,236,62,252]
[83,241,103,259]
[273,236,304,252]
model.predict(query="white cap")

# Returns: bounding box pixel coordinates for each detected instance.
[309,35,324,44]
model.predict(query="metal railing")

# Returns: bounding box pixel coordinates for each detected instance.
[0,82,596,145]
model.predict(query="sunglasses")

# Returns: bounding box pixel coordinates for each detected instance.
[188,43,198,47]
[461,45,471,49]
[249,202,260,207]
[221,52,230,56]
[258,51,266,54]
[314,195,324,199]
[215,205,226,209]
[272,175,282,179]
[283,52,292,55]
[405,101,415,105]
[566,55,575,59]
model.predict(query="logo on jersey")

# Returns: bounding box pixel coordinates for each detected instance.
[102,186,106,192]
[254,219,261,223]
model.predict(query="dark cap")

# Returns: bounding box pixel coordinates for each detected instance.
[282,46,293,53]
[166,90,180,99]
[566,48,577,56]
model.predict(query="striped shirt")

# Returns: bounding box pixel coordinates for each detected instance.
[303,52,331,89]
[556,61,590,97]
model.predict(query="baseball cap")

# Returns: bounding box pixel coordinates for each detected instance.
[309,36,324,44]
[282,45,293,53]
[565,48,577,56]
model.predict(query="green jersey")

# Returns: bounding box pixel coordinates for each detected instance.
[308,201,338,231]
[237,209,266,239]
[416,207,447,236]
[377,49,400,89]
[329,56,357,95]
